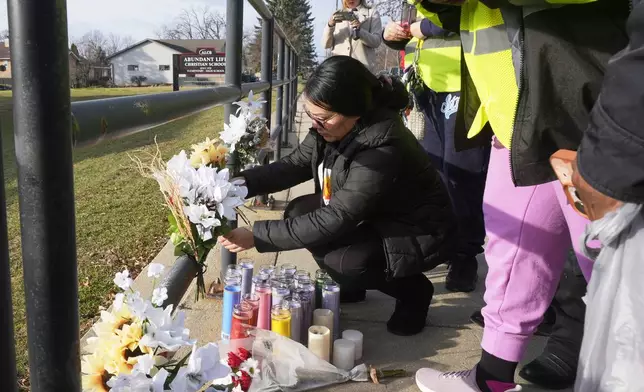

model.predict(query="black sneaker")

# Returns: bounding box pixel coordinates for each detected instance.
[445,258,478,293]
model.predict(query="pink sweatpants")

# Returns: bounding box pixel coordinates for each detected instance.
[481,144,593,363]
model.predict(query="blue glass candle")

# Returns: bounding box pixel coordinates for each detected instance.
[221,275,242,340]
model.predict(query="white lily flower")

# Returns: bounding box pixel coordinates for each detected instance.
[150,368,170,392]
[151,287,168,307]
[219,114,248,152]
[114,269,133,290]
[170,344,229,392]
[140,305,195,351]
[124,292,150,320]
[113,292,125,311]
[184,204,221,241]
[133,353,155,375]
[234,90,266,118]
[147,263,165,279]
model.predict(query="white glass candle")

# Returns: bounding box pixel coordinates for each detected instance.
[313,308,334,339]
[332,339,355,370]
[308,325,331,362]
[342,330,363,360]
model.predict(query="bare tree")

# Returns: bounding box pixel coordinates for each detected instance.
[372,43,402,74]
[157,6,226,40]
[372,0,402,20]
[106,33,135,56]
[0,30,8,40]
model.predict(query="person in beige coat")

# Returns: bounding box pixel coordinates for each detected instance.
[322,0,382,73]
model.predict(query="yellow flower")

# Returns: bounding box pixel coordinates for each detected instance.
[93,306,134,339]
[81,353,112,392]
[190,149,211,168]
[209,144,229,166]
[191,137,216,154]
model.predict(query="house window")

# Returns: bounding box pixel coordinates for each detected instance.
[127,65,139,71]
[159,65,170,71]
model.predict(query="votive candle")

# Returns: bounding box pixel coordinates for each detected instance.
[315,269,329,309]
[221,275,242,340]
[271,304,291,337]
[332,339,356,370]
[295,290,312,345]
[240,259,254,297]
[272,281,290,308]
[342,330,363,360]
[251,274,268,295]
[259,264,275,277]
[322,280,341,340]
[255,281,272,330]
[313,308,335,349]
[242,293,260,327]
[287,298,303,343]
[280,263,297,277]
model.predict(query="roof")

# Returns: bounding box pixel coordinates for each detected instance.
[0,45,10,60]
[106,39,226,60]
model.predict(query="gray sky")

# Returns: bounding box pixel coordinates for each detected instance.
[0,0,338,61]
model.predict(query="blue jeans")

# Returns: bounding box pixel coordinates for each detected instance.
[417,87,490,259]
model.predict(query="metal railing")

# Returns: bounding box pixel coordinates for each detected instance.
[1,0,299,389]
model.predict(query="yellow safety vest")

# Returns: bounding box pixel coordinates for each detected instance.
[414,0,596,149]
[403,36,461,93]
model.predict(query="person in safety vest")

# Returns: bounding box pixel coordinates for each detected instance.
[382,10,489,294]
[407,1,631,391]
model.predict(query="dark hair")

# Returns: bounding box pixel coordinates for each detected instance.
[304,56,409,117]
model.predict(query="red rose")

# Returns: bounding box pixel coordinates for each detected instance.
[227,352,243,369]
[237,347,252,361]
[240,370,252,391]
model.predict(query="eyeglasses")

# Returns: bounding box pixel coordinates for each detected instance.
[304,107,336,130]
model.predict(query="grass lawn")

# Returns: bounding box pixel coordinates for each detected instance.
[0,84,298,387]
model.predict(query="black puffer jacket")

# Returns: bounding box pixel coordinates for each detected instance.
[421,0,630,186]
[241,109,456,279]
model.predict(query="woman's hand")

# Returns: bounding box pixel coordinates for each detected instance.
[410,21,425,39]
[328,13,337,27]
[384,21,411,41]
[350,19,361,29]
[218,228,255,253]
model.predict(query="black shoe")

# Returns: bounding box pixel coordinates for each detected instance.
[469,307,556,337]
[340,289,366,303]
[519,352,576,389]
[386,277,433,336]
[445,258,478,293]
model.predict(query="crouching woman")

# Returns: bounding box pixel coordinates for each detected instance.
[219,56,456,336]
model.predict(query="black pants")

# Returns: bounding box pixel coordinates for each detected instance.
[417,88,490,260]
[284,194,433,303]
[547,252,587,364]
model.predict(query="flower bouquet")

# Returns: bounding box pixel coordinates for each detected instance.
[219,91,271,169]
[81,267,231,392]
[132,138,248,300]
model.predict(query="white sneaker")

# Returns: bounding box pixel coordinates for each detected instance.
[415,367,522,392]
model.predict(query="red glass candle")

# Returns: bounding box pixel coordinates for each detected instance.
[230,303,252,339]
[242,293,260,327]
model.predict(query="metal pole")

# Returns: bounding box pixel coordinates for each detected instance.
[0,128,17,392]
[172,54,180,91]
[221,0,243,280]
[293,55,299,129]
[276,36,285,158]
[288,51,295,134]
[257,17,274,205]
[8,0,80,389]
[283,46,291,146]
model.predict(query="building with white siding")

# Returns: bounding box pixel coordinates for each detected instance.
[107,39,226,86]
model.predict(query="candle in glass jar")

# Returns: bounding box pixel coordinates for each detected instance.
[342,330,363,360]
[308,325,331,362]
[239,260,254,297]
[295,270,310,286]
[287,298,303,343]
[295,290,312,345]
[271,304,291,337]
[313,308,334,342]
[258,264,275,277]
[226,264,243,278]
[221,275,242,340]
[230,303,252,339]
[315,269,329,309]
[332,339,356,370]
[242,293,260,327]
[322,280,341,340]
[255,281,272,330]
[271,281,290,308]
[280,263,297,277]
[251,274,268,295]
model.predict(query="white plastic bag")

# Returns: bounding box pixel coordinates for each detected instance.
[216,329,369,392]
[575,203,644,392]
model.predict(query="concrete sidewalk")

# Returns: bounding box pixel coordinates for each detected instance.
[178,98,570,392]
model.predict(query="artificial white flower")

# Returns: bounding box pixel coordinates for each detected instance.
[140,305,195,351]
[170,343,229,392]
[233,90,266,118]
[184,204,221,241]
[114,269,133,290]
[232,385,244,392]
[124,291,150,320]
[132,353,155,375]
[151,287,168,307]
[212,374,233,387]
[240,358,260,377]
[147,263,165,279]
[113,292,125,311]
[219,114,248,152]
